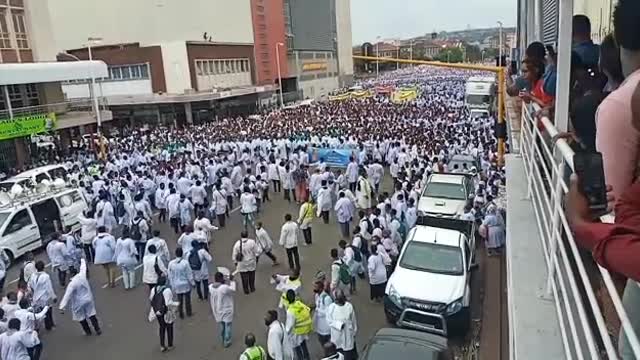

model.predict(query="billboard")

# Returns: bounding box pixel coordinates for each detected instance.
[0,113,57,141]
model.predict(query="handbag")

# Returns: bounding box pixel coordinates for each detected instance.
[235,240,244,262]
[154,256,163,277]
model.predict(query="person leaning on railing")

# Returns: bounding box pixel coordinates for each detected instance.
[567,80,640,359]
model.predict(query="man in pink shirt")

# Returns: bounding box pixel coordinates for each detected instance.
[595,0,640,203]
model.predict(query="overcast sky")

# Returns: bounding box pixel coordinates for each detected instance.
[351,0,516,44]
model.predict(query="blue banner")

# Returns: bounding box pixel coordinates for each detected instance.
[308,148,355,168]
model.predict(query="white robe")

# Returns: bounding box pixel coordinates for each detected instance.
[209,281,236,323]
[0,330,39,360]
[326,302,358,351]
[59,259,97,321]
[267,320,294,360]
[355,177,372,209]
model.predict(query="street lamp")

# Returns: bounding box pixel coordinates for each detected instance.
[275,42,284,108]
[87,37,104,158]
[497,21,503,67]
[376,36,381,79]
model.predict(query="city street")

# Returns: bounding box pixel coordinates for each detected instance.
[4,188,389,360]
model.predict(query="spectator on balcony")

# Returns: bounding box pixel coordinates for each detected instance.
[599,34,625,94]
[572,15,600,68]
[568,78,640,360]
[519,58,554,108]
[595,0,640,203]
[506,41,546,96]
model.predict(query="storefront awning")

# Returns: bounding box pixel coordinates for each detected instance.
[0,61,108,86]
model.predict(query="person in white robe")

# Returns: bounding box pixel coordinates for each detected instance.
[0,319,40,360]
[167,248,194,319]
[326,290,358,360]
[93,227,117,288]
[312,280,334,346]
[316,181,332,224]
[46,234,70,287]
[193,212,218,251]
[266,309,294,360]
[355,174,373,210]
[94,196,116,233]
[188,241,212,300]
[209,271,236,348]
[255,222,278,265]
[27,261,56,331]
[334,192,355,239]
[147,276,179,352]
[59,259,102,336]
[210,185,228,227]
[114,228,138,290]
[77,211,97,262]
[178,195,195,228]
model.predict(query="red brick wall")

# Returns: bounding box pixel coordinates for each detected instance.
[250,0,288,85]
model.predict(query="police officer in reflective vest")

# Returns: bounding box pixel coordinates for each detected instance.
[240,333,267,360]
[285,289,312,360]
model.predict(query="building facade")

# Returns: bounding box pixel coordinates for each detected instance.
[0,0,111,170]
[45,0,275,125]
[250,0,289,86]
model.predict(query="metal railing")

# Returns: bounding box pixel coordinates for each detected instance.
[0,98,108,120]
[518,103,640,359]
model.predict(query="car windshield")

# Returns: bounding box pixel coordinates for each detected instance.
[400,241,464,275]
[465,94,491,105]
[0,212,10,230]
[0,181,15,192]
[423,182,466,200]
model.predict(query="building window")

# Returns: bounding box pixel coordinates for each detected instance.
[25,84,39,106]
[7,85,23,108]
[0,11,11,49]
[11,10,28,49]
[256,5,264,13]
[106,64,150,81]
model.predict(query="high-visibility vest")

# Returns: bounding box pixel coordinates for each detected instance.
[280,278,302,309]
[241,346,266,360]
[289,300,313,335]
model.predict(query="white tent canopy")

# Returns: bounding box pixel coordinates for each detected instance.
[0,61,108,86]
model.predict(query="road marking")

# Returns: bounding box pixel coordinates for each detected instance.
[100,205,241,288]
[8,262,52,285]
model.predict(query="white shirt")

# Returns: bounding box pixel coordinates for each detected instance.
[267,320,293,360]
[279,221,299,249]
[209,281,236,323]
[240,193,257,214]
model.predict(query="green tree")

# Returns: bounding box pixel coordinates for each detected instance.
[465,45,482,62]
[436,47,463,63]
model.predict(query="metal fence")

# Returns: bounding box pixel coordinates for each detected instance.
[517,103,640,359]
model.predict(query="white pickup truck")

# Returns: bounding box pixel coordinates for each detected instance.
[384,216,476,337]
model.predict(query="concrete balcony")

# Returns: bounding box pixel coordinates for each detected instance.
[0,99,113,130]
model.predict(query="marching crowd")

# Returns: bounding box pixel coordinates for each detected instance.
[0,66,506,360]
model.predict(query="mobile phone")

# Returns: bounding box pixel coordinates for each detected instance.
[510,60,517,76]
[573,152,608,217]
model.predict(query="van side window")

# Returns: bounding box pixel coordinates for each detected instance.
[48,168,68,180]
[4,210,32,236]
[35,173,49,184]
[57,191,82,208]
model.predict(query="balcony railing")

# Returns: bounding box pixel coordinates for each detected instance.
[517,103,640,359]
[0,98,108,120]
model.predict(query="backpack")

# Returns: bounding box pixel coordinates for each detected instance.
[335,260,352,285]
[131,220,142,241]
[188,250,202,270]
[351,245,362,262]
[116,201,126,218]
[151,286,168,315]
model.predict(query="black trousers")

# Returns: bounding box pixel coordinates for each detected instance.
[226,196,234,214]
[286,247,301,270]
[284,189,292,202]
[158,208,167,223]
[272,180,281,192]
[258,250,277,264]
[217,213,226,227]
[294,340,310,360]
[135,242,146,261]
[44,306,55,330]
[318,334,331,347]
[239,271,256,294]
[57,268,67,287]
[27,343,42,360]
[321,210,329,224]
[83,244,95,263]
[156,315,174,348]
[79,315,101,335]
[177,291,193,318]
[170,217,180,234]
[302,228,312,244]
[349,182,357,192]
[195,279,209,300]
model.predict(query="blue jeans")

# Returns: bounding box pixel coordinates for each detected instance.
[220,321,232,348]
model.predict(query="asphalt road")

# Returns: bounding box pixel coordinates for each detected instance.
[4,187,390,360]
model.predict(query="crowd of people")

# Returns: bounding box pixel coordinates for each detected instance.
[0,62,507,360]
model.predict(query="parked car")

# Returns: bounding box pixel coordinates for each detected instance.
[361,328,452,360]
[417,173,474,218]
[0,187,87,265]
[384,216,476,337]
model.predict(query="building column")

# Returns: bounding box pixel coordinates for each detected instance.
[14,138,28,169]
[184,102,193,124]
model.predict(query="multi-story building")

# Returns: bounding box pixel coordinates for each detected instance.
[249,0,289,88]
[43,0,276,125]
[283,0,353,100]
[0,0,111,170]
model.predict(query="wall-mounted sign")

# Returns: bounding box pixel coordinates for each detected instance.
[0,113,57,141]
[302,62,328,72]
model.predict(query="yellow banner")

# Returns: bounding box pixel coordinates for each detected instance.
[350,90,374,99]
[391,89,418,104]
[329,93,351,101]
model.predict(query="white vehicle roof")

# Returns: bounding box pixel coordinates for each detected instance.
[9,165,66,180]
[407,225,465,248]
[428,173,466,185]
[0,186,80,211]
[467,76,495,83]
